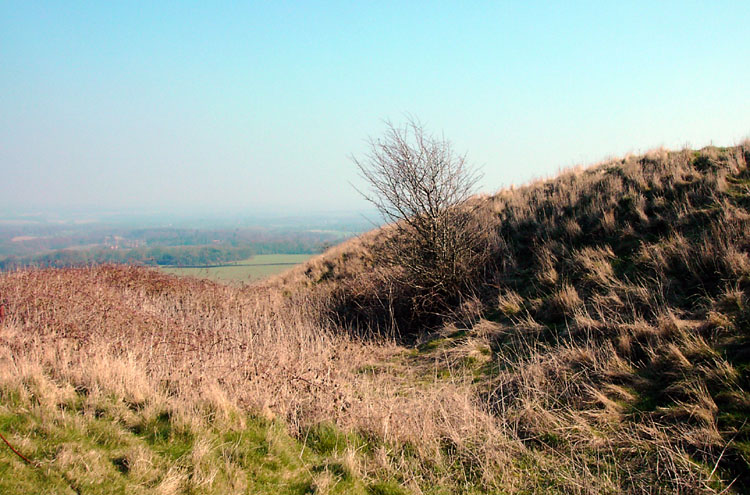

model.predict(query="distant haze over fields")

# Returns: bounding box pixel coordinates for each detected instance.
[0,208,379,229]
[0,208,375,272]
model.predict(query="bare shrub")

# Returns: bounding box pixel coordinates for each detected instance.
[352,118,493,316]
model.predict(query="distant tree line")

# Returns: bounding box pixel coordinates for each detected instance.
[0,224,356,260]
[0,223,358,271]
[0,242,324,270]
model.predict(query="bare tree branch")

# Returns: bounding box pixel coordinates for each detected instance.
[351,118,491,312]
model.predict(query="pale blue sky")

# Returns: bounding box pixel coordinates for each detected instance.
[1,1,748,215]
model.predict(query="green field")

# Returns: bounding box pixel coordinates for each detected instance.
[159,253,312,285]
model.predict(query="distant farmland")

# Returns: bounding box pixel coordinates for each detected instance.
[159,253,312,285]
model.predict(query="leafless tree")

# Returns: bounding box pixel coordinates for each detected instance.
[352,119,492,311]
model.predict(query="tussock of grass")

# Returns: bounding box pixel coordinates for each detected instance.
[2,143,750,493]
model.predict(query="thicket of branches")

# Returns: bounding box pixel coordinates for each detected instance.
[352,120,495,315]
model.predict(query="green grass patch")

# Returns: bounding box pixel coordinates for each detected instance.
[159,254,312,285]
[0,387,403,495]
[304,423,371,456]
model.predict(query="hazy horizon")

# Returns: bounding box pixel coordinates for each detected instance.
[0,205,380,234]
[2,2,748,214]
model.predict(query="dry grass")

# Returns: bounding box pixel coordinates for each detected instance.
[275,142,750,493]
[0,266,524,493]
[2,143,750,493]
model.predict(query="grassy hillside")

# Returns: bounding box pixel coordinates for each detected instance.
[275,143,750,491]
[1,143,749,493]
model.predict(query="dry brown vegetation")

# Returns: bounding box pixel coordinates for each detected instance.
[0,267,519,493]
[2,143,750,493]
[352,119,493,315]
